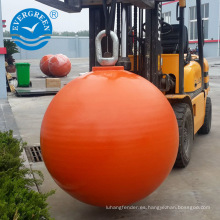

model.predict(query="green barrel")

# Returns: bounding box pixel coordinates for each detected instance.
[15,63,30,87]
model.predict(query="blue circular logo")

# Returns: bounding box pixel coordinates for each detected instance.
[10,8,53,51]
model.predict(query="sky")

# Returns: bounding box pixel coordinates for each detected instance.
[1,0,89,32]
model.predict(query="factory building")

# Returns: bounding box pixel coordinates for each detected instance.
[162,0,220,57]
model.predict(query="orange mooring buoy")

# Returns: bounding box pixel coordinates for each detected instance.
[40,54,53,76]
[49,54,71,77]
[40,66,178,206]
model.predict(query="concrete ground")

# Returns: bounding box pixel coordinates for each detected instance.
[6,57,220,220]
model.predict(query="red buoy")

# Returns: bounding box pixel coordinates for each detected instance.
[41,66,178,206]
[40,54,53,76]
[49,54,71,77]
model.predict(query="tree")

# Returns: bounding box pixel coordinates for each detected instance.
[3,30,11,37]
[52,31,60,36]
[4,40,19,65]
[77,30,89,36]
[52,30,89,37]
[60,31,76,36]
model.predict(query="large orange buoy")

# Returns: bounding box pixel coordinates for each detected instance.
[41,66,178,207]
[49,54,71,77]
[40,54,54,76]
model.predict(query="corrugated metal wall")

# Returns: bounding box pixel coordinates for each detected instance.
[4,36,89,60]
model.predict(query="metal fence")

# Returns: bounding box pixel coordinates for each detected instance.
[4,36,89,60]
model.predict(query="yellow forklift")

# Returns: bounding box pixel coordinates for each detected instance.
[37,0,212,168]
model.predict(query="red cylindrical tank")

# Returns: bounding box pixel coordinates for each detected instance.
[41,66,178,207]
[40,54,54,76]
[49,54,71,77]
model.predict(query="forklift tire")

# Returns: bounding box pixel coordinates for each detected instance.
[198,97,212,135]
[172,103,194,168]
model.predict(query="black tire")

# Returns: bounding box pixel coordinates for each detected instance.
[198,97,212,135]
[172,103,194,168]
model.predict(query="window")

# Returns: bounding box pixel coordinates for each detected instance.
[189,4,209,40]
[162,12,171,24]
[202,4,209,40]
[189,6,197,40]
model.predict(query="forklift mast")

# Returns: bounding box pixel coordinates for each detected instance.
[88,0,165,91]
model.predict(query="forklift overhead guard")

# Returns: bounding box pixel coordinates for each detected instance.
[36,0,157,12]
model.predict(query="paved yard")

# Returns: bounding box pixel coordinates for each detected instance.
[6,57,220,220]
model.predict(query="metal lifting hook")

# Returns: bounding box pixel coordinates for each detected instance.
[95,30,119,66]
